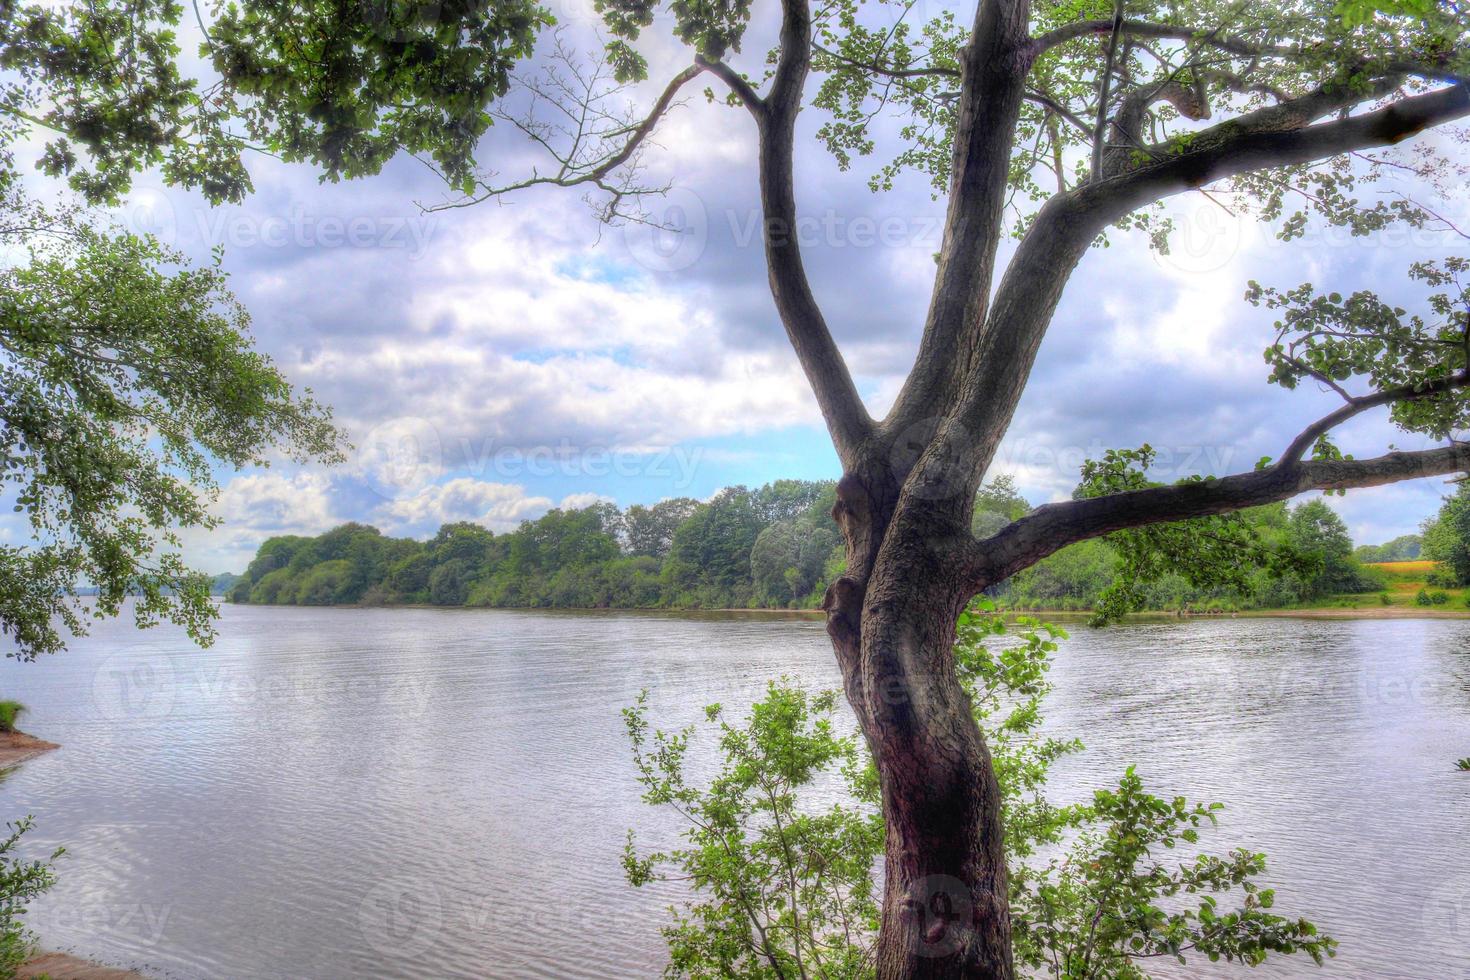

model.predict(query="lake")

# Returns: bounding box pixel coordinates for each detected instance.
[1,606,1467,979]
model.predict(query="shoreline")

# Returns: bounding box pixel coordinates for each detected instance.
[1,737,152,980]
[18,952,149,979]
[227,601,1470,622]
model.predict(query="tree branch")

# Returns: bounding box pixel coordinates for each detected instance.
[883,0,1034,437]
[752,0,874,464]
[1033,18,1306,61]
[1276,372,1470,464]
[697,55,767,118]
[975,443,1470,585]
[422,60,708,214]
[1091,80,1470,208]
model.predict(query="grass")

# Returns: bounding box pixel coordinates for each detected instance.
[1352,560,1470,609]
[0,701,22,734]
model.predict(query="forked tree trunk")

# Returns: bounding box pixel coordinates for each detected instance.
[826,474,1013,980]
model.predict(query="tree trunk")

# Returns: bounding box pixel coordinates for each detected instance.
[826,476,1013,980]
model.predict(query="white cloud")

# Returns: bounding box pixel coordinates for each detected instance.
[375,477,555,534]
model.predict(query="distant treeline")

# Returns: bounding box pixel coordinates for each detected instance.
[227,476,1398,613]
[229,481,844,610]
[1353,534,1422,563]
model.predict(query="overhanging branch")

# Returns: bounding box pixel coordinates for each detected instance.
[974,444,1470,586]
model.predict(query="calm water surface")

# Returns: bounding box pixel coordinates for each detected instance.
[0,606,1467,979]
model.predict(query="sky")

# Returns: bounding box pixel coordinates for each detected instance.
[21,0,1470,573]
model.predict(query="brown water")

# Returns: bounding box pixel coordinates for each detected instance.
[0,606,1466,979]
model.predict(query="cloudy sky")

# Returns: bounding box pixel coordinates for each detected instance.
[40,1,1470,573]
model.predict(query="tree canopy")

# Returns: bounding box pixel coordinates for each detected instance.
[0,0,547,203]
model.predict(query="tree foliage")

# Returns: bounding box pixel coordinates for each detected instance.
[1420,480,1470,584]
[0,176,342,659]
[0,0,548,203]
[0,816,60,975]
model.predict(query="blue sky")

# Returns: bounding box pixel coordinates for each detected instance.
[17,0,1467,573]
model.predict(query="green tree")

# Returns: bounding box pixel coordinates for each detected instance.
[1287,499,1376,596]
[506,507,620,578]
[0,0,547,204]
[1421,483,1470,585]
[1354,533,1422,563]
[972,476,1031,539]
[664,489,764,606]
[0,817,61,976]
[428,558,472,606]
[0,182,342,658]
[294,559,355,605]
[624,498,701,558]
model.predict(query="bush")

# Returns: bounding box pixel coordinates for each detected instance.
[0,703,20,734]
[0,817,61,976]
[1415,588,1433,606]
[1380,592,1393,605]
[1431,590,1451,605]
[625,601,1335,978]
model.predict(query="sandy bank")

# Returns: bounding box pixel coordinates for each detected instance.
[18,951,149,979]
[0,729,59,768]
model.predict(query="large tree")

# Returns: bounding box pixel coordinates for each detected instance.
[5,0,1469,975]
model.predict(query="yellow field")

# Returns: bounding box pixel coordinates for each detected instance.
[1352,559,1467,609]
[1368,560,1438,576]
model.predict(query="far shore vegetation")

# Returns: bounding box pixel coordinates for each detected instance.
[225,476,1470,621]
